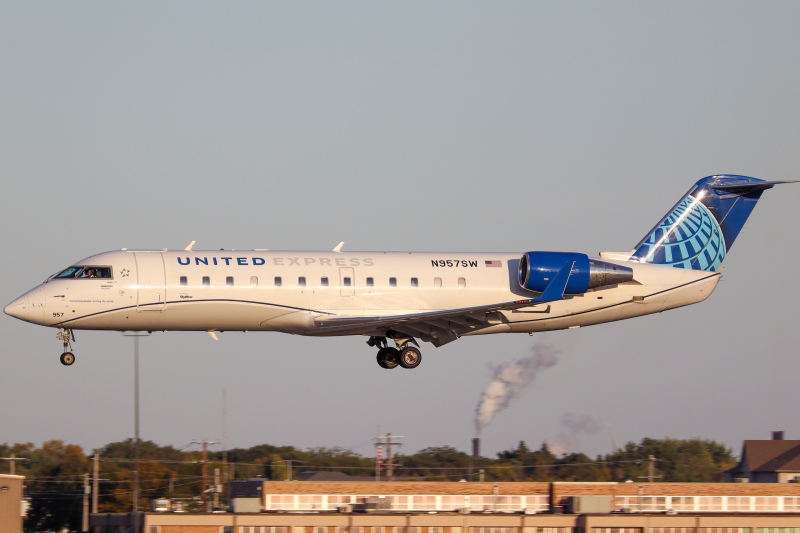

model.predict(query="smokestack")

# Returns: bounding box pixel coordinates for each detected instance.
[773,431,785,440]
[472,438,481,458]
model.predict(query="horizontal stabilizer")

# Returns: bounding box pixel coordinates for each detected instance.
[711,179,800,192]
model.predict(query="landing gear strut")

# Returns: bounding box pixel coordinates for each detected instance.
[57,328,75,366]
[369,336,422,369]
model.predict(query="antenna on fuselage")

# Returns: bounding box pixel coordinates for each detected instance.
[184,241,196,251]
[333,242,345,253]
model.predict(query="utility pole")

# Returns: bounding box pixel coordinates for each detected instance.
[222,389,228,508]
[1,454,25,475]
[213,468,220,509]
[192,440,219,512]
[285,460,292,481]
[375,433,403,481]
[648,455,655,483]
[92,454,99,514]
[82,473,90,532]
[133,334,141,533]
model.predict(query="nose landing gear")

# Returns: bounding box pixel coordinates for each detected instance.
[57,328,75,366]
[369,336,423,369]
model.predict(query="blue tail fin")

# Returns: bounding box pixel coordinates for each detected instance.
[630,175,794,272]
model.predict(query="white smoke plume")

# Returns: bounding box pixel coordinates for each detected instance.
[474,343,558,434]
[546,413,602,457]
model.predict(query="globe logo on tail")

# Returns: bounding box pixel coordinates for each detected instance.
[633,195,726,271]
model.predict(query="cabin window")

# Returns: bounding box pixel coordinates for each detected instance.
[389,277,397,287]
[202,276,210,287]
[274,276,282,287]
[366,277,374,287]
[434,277,442,288]
[343,277,351,287]
[411,277,419,287]
[250,276,258,287]
[321,277,329,287]
[298,277,306,287]
[180,276,188,286]
[226,276,234,287]
[458,277,466,288]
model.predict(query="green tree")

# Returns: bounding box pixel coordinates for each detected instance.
[24,440,90,533]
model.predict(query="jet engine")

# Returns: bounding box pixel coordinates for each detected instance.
[518,251,634,295]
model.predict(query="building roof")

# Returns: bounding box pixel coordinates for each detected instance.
[295,471,376,482]
[742,440,800,473]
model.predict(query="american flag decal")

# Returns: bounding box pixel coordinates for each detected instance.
[485,260,502,268]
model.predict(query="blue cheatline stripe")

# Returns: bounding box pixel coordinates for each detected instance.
[48,299,334,328]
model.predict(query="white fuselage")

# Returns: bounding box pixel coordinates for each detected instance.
[9,249,720,339]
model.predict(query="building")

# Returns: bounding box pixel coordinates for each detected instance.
[0,474,24,533]
[92,481,800,533]
[93,509,800,533]
[726,432,800,483]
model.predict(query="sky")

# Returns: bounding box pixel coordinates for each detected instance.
[2,1,800,466]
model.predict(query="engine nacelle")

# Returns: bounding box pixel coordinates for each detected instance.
[519,251,634,295]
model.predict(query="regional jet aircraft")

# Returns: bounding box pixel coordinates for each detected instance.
[5,175,796,369]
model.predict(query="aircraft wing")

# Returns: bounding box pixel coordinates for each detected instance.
[313,257,578,346]
[313,297,544,347]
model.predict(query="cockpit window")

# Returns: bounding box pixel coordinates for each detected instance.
[51,266,113,280]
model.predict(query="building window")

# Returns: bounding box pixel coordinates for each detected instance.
[458,277,466,288]
[321,277,329,287]
[411,277,419,287]
[250,276,258,287]
[180,276,187,286]
[226,276,234,287]
[434,277,442,288]
[274,276,282,287]
[390,277,397,287]
[366,277,374,287]
[202,276,210,287]
[299,277,306,287]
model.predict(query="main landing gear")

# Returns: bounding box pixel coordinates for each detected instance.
[57,328,75,366]
[369,336,422,369]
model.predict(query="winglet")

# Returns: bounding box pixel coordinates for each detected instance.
[333,242,345,253]
[184,241,196,251]
[533,260,575,303]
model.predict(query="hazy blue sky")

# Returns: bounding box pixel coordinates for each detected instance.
[2,2,800,465]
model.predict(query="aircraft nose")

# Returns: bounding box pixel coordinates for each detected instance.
[5,289,46,324]
[4,294,28,319]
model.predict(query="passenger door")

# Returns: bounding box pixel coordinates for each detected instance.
[134,252,166,311]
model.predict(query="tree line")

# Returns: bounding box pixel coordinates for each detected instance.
[1,437,737,532]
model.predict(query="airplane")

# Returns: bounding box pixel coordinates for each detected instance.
[5,175,797,369]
